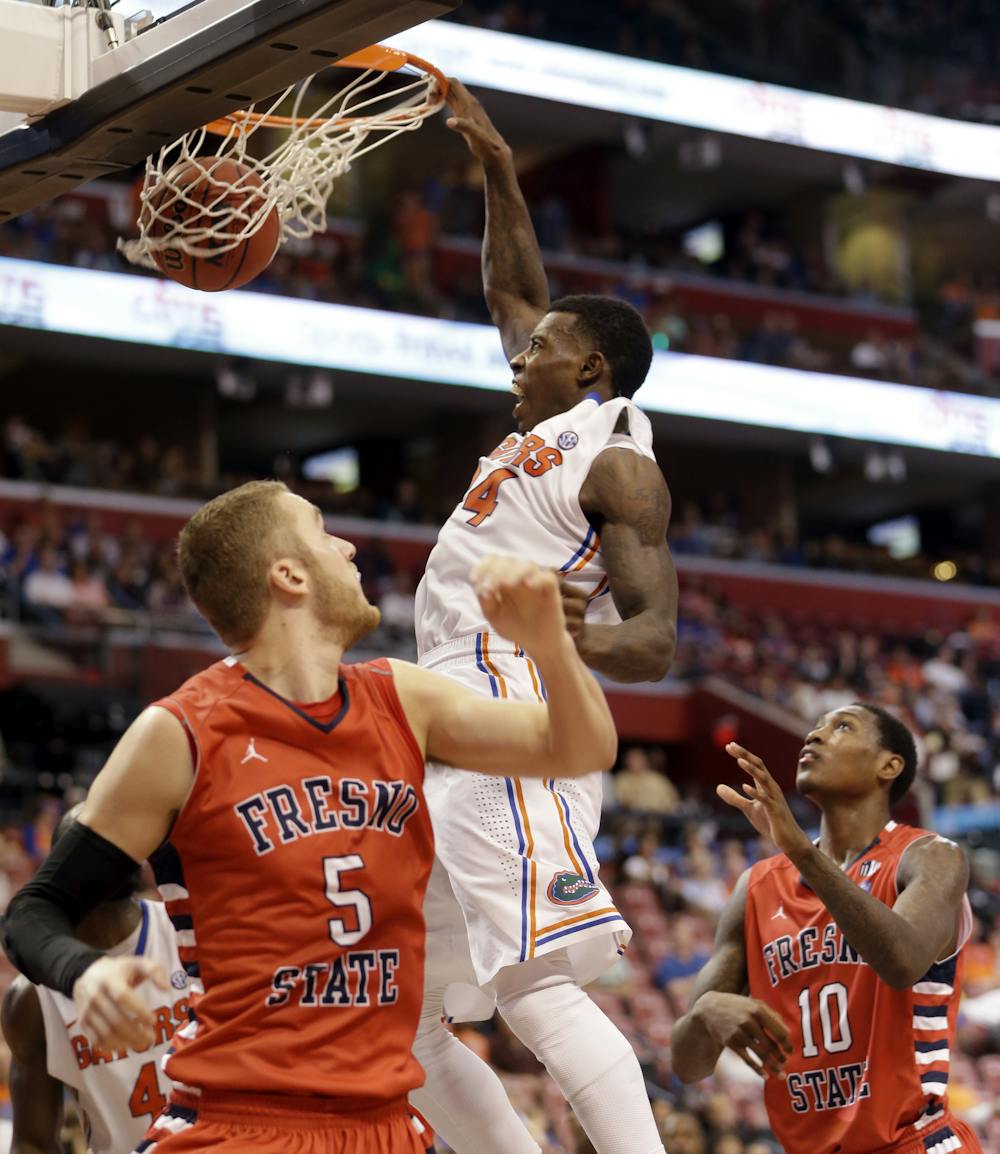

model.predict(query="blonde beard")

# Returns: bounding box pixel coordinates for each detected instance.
[306,556,381,650]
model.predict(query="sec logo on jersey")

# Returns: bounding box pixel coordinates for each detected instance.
[557,431,579,450]
[547,870,600,905]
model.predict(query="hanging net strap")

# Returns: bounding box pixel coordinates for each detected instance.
[118,46,447,266]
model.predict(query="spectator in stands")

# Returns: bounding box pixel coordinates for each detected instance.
[146,547,193,620]
[67,511,119,570]
[661,1110,707,1154]
[353,537,396,601]
[676,844,729,917]
[379,570,417,646]
[380,477,430,525]
[105,552,147,611]
[922,645,970,694]
[394,189,438,303]
[615,746,680,814]
[66,559,109,621]
[711,1135,743,1154]
[654,920,710,999]
[623,831,671,887]
[21,546,73,625]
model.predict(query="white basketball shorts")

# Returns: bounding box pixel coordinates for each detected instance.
[418,631,631,1014]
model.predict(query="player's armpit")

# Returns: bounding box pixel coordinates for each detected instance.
[576,449,678,682]
[2,978,65,1154]
[892,834,971,969]
[389,659,615,779]
[79,704,195,862]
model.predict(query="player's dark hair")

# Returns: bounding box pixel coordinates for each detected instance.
[53,804,142,899]
[854,703,918,804]
[548,294,653,399]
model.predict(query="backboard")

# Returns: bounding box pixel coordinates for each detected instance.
[0,0,459,220]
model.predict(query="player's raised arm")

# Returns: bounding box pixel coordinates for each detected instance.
[2,977,64,1154]
[570,446,678,682]
[721,741,970,988]
[391,556,617,777]
[672,871,793,1083]
[445,80,549,360]
[1,706,192,1048]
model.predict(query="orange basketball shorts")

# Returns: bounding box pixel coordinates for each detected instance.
[138,1092,432,1154]
[863,1115,983,1154]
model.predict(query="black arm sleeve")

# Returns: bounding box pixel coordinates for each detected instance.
[1,822,142,996]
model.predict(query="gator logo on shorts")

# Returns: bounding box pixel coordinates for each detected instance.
[547,870,600,906]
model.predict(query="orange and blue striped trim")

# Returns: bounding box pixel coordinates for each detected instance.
[480,633,535,962]
[515,648,590,882]
[475,631,508,698]
[588,575,610,601]
[560,526,601,574]
[547,782,594,882]
[535,910,626,949]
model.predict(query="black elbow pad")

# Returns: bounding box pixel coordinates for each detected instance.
[2,822,142,995]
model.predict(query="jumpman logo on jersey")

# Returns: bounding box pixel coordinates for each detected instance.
[771,903,787,920]
[241,738,268,764]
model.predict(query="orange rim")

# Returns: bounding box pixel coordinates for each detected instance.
[203,46,448,136]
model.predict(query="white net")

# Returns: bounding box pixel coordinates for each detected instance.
[118,50,444,267]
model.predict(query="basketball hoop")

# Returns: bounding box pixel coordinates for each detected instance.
[118,46,447,269]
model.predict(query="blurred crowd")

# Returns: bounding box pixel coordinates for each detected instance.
[673,579,1000,809]
[2,492,999,814]
[0,496,195,630]
[454,0,1000,124]
[670,499,1000,588]
[0,492,425,660]
[1,185,995,397]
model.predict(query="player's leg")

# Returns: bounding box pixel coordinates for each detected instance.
[409,858,541,1154]
[493,949,665,1154]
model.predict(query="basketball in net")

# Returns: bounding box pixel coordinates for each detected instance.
[144,158,280,291]
[119,46,446,293]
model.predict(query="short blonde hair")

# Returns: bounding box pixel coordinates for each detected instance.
[178,480,297,647]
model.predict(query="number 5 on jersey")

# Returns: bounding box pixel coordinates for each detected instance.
[463,468,516,527]
[324,855,372,946]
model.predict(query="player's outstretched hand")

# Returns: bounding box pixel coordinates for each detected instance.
[718,743,812,857]
[445,79,512,167]
[694,990,793,1079]
[473,555,566,655]
[73,956,169,1052]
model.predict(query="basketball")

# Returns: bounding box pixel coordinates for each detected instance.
[145,157,280,292]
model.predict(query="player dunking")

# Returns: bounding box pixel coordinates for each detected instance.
[2,804,184,1154]
[2,480,618,1154]
[673,704,982,1154]
[409,83,677,1154]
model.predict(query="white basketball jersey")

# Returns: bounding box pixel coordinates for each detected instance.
[416,396,656,658]
[36,900,188,1154]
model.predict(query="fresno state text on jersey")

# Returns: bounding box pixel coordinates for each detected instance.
[150,657,434,1101]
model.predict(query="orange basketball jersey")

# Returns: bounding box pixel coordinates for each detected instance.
[148,656,433,1102]
[745,821,976,1154]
